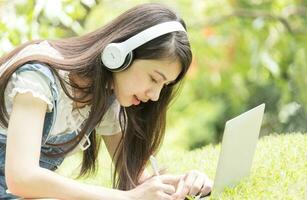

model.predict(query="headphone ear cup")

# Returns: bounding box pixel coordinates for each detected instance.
[110,51,134,72]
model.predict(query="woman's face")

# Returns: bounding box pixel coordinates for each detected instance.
[112,58,181,107]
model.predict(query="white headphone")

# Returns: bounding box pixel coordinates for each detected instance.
[101,21,187,72]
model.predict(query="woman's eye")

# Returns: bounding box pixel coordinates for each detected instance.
[150,76,158,83]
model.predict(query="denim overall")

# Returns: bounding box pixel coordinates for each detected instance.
[0,63,115,199]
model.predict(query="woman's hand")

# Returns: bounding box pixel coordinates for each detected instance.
[126,175,178,200]
[171,170,213,200]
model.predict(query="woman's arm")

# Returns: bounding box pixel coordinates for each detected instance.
[5,92,130,200]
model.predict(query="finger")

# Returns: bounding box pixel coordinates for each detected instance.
[160,183,176,195]
[173,176,185,199]
[201,178,213,195]
[189,174,205,196]
[160,174,181,185]
[181,171,197,196]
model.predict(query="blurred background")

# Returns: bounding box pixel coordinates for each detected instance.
[0,0,306,151]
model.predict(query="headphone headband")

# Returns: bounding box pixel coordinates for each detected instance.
[101,21,187,71]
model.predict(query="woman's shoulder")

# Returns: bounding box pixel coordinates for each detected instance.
[5,63,58,113]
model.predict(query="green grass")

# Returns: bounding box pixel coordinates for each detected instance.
[57,133,307,199]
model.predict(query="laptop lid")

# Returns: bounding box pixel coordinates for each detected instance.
[212,103,265,195]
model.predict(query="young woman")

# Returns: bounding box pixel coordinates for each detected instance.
[0,3,212,200]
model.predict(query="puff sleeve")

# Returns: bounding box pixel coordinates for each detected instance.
[4,70,54,115]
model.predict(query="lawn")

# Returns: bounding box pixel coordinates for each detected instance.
[57,133,306,199]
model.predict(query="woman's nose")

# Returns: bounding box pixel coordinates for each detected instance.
[145,87,161,102]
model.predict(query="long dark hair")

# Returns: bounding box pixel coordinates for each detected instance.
[0,3,192,190]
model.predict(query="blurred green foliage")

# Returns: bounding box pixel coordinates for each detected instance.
[166,0,307,150]
[0,0,306,151]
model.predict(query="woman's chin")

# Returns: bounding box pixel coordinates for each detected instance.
[116,98,131,107]
[115,94,136,107]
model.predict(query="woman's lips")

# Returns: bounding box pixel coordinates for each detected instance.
[132,95,140,105]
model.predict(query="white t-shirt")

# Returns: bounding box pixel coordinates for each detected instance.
[0,41,121,154]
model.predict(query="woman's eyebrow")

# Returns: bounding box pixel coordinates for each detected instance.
[154,70,168,81]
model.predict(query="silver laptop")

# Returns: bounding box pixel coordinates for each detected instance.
[200,103,265,199]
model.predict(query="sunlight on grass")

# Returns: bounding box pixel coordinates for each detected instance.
[57,133,306,199]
